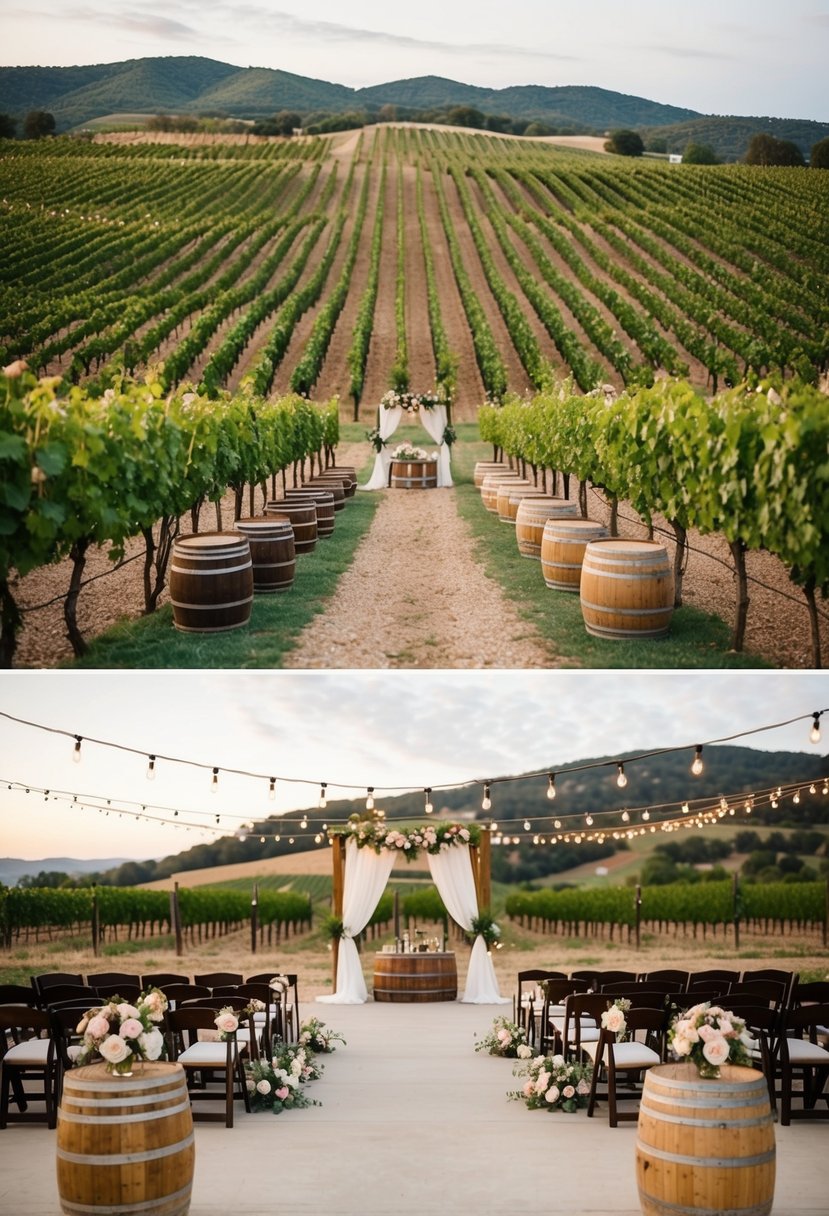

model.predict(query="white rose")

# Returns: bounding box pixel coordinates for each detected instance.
[99,1035,130,1064]
[138,1028,164,1061]
[256,1079,271,1095]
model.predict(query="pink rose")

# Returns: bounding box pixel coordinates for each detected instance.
[119,1018,144,1041]
[545,1086,560,1104]
[697,1023,716,1042]
[563,1085,575,1099]
[523,1081,535,1098]
[86,1014,110,1040]
[116,1003,140,1021]
[276,1086,290,1100]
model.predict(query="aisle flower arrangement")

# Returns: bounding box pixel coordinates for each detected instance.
[298,1017,346,1053]
[74,988,168,1074]
[668,1002,751,1079]
[474,1016,530,1058]
[245,1055,322,1114]
[271,1040,324,1082]
[509,1053,592,1113]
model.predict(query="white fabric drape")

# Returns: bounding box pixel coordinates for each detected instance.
[427,844,508,1005]
[317,838,396,1004]
[361,405,453,491]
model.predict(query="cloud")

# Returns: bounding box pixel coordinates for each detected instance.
[644,43,735,61]
[5,3,200,40]
[208,4,579,64]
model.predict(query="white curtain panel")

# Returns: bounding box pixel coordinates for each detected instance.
[317,837,396,1004]
[417,405,453,488]
[362,404,403,490]
[360,404,453,490]
[427,845,508,1005]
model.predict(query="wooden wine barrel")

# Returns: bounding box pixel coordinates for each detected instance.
[580,539,674,639]
[233,515,296,593]
[303,477,346,511]
[284,488,336,538]
[373,953,458,1002]
[57,1062,195,1216]
[169,533,253,633]
[313,469,356,497]
[636,1063,775,1216]
[389,459,438,489]
[514,497,580,558]
[473,460,509,488]
[497,485,547,524]
[480,471,528,513]
[265,500,317,554]
[541,518,609,590]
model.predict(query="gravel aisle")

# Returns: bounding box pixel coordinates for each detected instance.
[284,484,559,669]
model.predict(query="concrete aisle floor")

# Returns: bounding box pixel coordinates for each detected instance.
[1,999,826,1215]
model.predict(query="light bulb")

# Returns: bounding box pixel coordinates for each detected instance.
[366,788,374,811]
[682,801,690,814]
[553,819,561,829]
[268,777,276,800]
[771,797,778,808]
[424,788,433,814]
[300,817,308,828]
[211,767,219,794]
[146,755,156,781]
[315,834,322,844]
[288,837,294,845]
[793,790,800,804]
[318,783,327,809]
[822,782,828,795]
[642,810,650,821]
[810,713,821,744]
[72,735,82,763]
[524,820,531,831]
[621,810,630,823]
[691,745,704,776]
[809,784,816,794]
[481,782,492,812]
[616,763,627,789]
[546,774,556,801]
[585,814,593,826]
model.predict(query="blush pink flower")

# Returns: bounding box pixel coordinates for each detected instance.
[99,1035,130,1064]
[702,1035,730,1067]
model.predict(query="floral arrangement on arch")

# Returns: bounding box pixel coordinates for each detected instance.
[74,988,168,1074]
[469,911,502,950]
[474,1015,530,1058]
[338,814,479,858]
[668,1002,751,1079]
[381,389,445,412]
[298,1017,346,1054]
[509,1052,592,1113]
[391,443,437,462]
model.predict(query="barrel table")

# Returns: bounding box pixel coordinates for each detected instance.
[56,1061,195,1216]
[373,952,457,1002]
[169,533,253,633]
[635,1063,775,1216]
[579,539,674,639]
[389,459,438,489]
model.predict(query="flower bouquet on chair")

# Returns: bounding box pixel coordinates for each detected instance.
[74,988,168,1075]
[668,1002,752,1078]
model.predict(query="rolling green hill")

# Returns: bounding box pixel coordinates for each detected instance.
[3,56,826,157]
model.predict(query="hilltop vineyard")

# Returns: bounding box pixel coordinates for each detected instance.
[2,125,827,416]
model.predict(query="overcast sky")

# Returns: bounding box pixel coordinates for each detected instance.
[0,670,826,860]
[1,1,827,120]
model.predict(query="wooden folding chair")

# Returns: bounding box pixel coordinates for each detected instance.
[586,1006,667,1126]
[0,1007,57,1129]
[166,1006,252,1128]
[779,1003,829,1125]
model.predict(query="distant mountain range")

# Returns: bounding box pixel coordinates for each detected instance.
[2,55,826,157]
[0,857,130,886]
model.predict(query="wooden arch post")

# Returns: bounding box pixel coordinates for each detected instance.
[469,826,492,916]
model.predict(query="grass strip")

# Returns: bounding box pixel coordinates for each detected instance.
[72,483,379,669]
[451,434,770,670]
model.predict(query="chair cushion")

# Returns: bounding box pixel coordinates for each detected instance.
[178,1042,233,1066]
[786,1041,829,1065]
[609,1041,661,1069]
[4,1040,50,1065]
